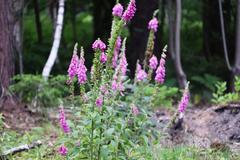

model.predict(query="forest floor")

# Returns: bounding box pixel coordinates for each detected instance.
[1,102,240,159]
[154,103,240,153]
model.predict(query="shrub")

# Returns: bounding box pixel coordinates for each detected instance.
[10,74,70,110]
[211,76,240,105]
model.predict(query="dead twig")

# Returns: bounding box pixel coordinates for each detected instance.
[1,140,42,157]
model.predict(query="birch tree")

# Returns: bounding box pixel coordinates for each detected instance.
[42,0,65,79]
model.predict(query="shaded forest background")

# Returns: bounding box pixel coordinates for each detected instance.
[1,0,240,96]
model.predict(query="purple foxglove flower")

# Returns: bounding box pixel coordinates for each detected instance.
[58,145,68,156]
[155,54,166,84]
[59,107,70,133]
[136,63,147,81]
[100,52,107,63]
[122,0,136,22]
[148,17,159,32]
[149,55,158,70]
[95,96,103,108]
[131,104,139,116]
[112,3,123,17]
[77,58,87,85]
[178,86,190,113]
[92,39,106,51]
[112,37,122,68]
[67,53,79,84]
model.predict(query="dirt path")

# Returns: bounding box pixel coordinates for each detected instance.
[154,104,240,152]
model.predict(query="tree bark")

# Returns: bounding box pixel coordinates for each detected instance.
[33,0,43,43]
[230,0,240,90]
[42,0,65,79]
[167,0,186,88]
[0,0,20,91]
[174,0,186,88]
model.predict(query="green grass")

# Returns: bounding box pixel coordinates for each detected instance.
[153,145,240,160]
[1,123,240,160]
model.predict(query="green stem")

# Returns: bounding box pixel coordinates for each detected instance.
[90,119,94,160]
[97,106,104,160]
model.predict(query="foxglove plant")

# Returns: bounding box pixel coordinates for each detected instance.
[91,39,106,84]
[122,0,136,22]
[67,43,79,84]
[136,62,147,82]
[58,145,68,156]
[143,14,159,70]
[112,36,122,68]
[77,47,87,85]
[164,82,190,131]
[155,46,167,84]
[178,82,190,114]
[59,106,70,134]
[148,17,158,32]
[105,0,136,75]
[111,38,127,94]
[95,96,103,108]
[112,3,123,17]
[147,55,158,80]
[56,1,183,159]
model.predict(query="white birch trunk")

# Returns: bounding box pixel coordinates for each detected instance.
[42,0,65,79]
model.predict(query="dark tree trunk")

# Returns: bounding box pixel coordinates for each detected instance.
[33,0,43,43]
[14,0,24,75]
[154,0,166,57]
[202,0,222,59]
[174,0,186,88]
[230,0,240,90]
[127,0,158,77]
[0,0,19,92]
[167,0,186,88]
[48,0,58,33]
[71,0,77,42]
[92,0,115,42]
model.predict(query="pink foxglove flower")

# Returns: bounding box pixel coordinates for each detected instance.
[178,85,190,113]
[112,3,123,17]
[136,63,147,81]
[100,52,107,63]
[77,57,87,85]
[112,37,122,68]
[111,79,118,91]
[155,53,166,84]
[100,85,109,95]
[149,55,158,70]
[67,50,79,84]
[122,0,136,22]
[111,47,128,94]
[58,145,68,156]
[95,96,103,108]
[119,51,128,76]
[131,104,139,116]
[92,39,106,51]
[148,17,159,32]
[59,107,70,133]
